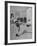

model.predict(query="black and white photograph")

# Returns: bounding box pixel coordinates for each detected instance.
[5,1,36,45]
[10,6,32,40]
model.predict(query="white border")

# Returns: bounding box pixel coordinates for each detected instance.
[8,3,35,43]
